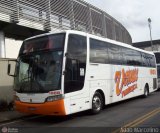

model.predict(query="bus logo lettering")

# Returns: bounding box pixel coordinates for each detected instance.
[150,69,156,75]
[115,68,139,97]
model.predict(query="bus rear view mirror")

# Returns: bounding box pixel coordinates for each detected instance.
[7,60,17,77]
[7,64,11,75]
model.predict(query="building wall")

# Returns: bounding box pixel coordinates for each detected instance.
[0,59,16,105]
[143,45,160,51]
[133,40,160,52]
[5,38,22,58]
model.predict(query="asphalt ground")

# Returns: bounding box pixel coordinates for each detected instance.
[0,90,160,133]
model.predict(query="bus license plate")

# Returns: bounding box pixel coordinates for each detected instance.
[28,107,37,111]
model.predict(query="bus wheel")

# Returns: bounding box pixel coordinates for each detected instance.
[91,92,103,114]
[144,85,149,98]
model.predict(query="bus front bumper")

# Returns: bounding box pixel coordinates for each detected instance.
[15,100,66,116]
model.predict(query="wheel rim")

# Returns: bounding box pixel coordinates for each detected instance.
[93,96,101,111]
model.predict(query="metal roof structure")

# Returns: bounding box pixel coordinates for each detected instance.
[0,0,132,44]
[133,40,160,48]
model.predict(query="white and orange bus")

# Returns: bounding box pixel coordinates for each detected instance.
[8,30,157,115]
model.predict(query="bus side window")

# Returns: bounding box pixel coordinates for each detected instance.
[108,44,123,65]
[90,39,109,64]
[149,55,156,67]
[141,53,151,67]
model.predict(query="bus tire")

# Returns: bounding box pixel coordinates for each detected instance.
[91,92,103,114]
[143,85,149,98]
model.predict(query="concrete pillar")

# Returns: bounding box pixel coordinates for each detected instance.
[0,32,6,58]
[102,12,107,37]
[44,0,51,31]
[87,5,93,33]
[69,0,75,30]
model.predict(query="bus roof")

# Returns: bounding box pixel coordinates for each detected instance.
[24,30,154,55]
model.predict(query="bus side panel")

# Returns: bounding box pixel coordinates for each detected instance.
[64,97,70,115]
[64,83,91,114]
[88,64,114,105]
[111,66,157,103]
[87,63,157,107]
[111,66,137,103]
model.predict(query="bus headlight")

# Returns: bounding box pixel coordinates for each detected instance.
[45,95,64,102]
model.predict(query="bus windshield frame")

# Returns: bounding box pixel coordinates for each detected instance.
[14,33,65,93]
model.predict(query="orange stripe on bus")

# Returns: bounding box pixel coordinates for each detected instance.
[15,99,66,116]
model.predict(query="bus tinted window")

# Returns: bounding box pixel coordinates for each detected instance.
[89,37,156,67]
[141,53,156,67]
[20,33,65,54]
[90,39,109,64]
[64,34,87,93]
[154,53,160,64]
[149,55,156,67]
[142,53,148,66]
[108,44,123,65]
[157,65,160,78]
[67,34,87,62]
[123,48,142,66]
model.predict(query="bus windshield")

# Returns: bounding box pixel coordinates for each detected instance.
[15,51,63,93]
[15,34,65,93]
